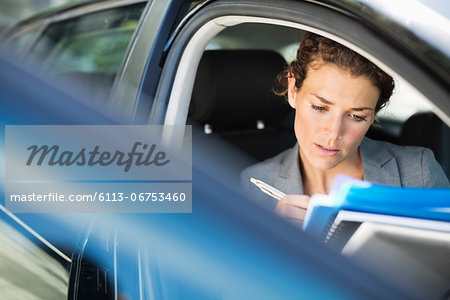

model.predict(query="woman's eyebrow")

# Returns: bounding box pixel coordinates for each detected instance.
[312,93,333,105]
[351,107,374,111]
[312,93,374,111]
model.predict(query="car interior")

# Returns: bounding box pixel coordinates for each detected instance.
[187,23,450,179]
[189,49,295,161]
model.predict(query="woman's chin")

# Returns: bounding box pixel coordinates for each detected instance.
[310,156,343,171]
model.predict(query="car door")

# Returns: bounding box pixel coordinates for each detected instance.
[140,0,449,297]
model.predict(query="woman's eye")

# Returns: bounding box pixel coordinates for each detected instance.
[351,114,367,122]
[312,105,326,111]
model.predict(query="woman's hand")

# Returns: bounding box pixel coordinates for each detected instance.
[275,194,311,228]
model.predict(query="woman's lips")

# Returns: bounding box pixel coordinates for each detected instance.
[315,144,340,157]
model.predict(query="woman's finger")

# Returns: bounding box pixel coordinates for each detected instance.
[275,203,307,220]
[277,194,310,209]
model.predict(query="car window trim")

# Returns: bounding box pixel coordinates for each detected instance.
[109,0,191,122]
[38,0,148,25]
[149,0,450,129]
[3,20,49,60]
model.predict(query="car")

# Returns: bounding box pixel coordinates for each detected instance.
[2,0,449,174]
[0,54,409,299]
[1,0,449,298]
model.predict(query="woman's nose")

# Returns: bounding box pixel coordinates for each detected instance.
[324,114,344,140]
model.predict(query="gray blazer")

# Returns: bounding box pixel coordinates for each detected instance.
[241,137,450,209]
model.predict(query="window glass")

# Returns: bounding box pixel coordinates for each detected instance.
[193,22,449,177]
[207,23,436,128]
[29,4,145,103]
[4,28,40,58]
[206,23,301,63]
[377,78,434,123]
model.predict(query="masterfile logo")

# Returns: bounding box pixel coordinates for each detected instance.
[26,142,170,172]
[5,125,192,213]
[6,125,191,181]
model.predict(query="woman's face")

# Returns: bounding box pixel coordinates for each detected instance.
[288,63,380,171]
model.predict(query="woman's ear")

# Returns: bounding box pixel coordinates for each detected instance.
[287,77,297,109]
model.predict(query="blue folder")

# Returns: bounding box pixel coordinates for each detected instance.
[303,175,450,237]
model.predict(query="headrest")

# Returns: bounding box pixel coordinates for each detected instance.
[400,111,449,160]
[190,50,289,131]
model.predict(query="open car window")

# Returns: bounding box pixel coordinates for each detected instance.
[164,20,449,178]
[152,4,450,297]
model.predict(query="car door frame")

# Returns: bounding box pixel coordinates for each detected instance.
[147,0,450,129]
[109,0,193,123]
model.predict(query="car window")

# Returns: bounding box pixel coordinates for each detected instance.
[159,13,450,178]
[27,4,145,104]
[10,31,35,51]
[206,23,301,62]
[3,27,41,58]
[206,23,439,134]
[200,24,439,139]
[208,24,437,130]
[154,7,450,296]
[377,78,434,132]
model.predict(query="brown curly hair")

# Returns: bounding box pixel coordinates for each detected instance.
[277,32,394,113]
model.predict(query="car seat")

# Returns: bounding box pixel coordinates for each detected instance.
[399,111,450,178]
[189,50,296,162]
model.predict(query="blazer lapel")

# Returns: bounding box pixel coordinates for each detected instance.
[274,143,305,195]
[360,137,401,186]
[272,137,401,195]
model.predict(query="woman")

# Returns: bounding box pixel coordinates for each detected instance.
[241,32,449,225]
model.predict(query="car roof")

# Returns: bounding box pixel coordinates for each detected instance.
[324,0,449,84]
[8,0,449,54]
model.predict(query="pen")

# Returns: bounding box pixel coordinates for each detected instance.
[250,177,286,200]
